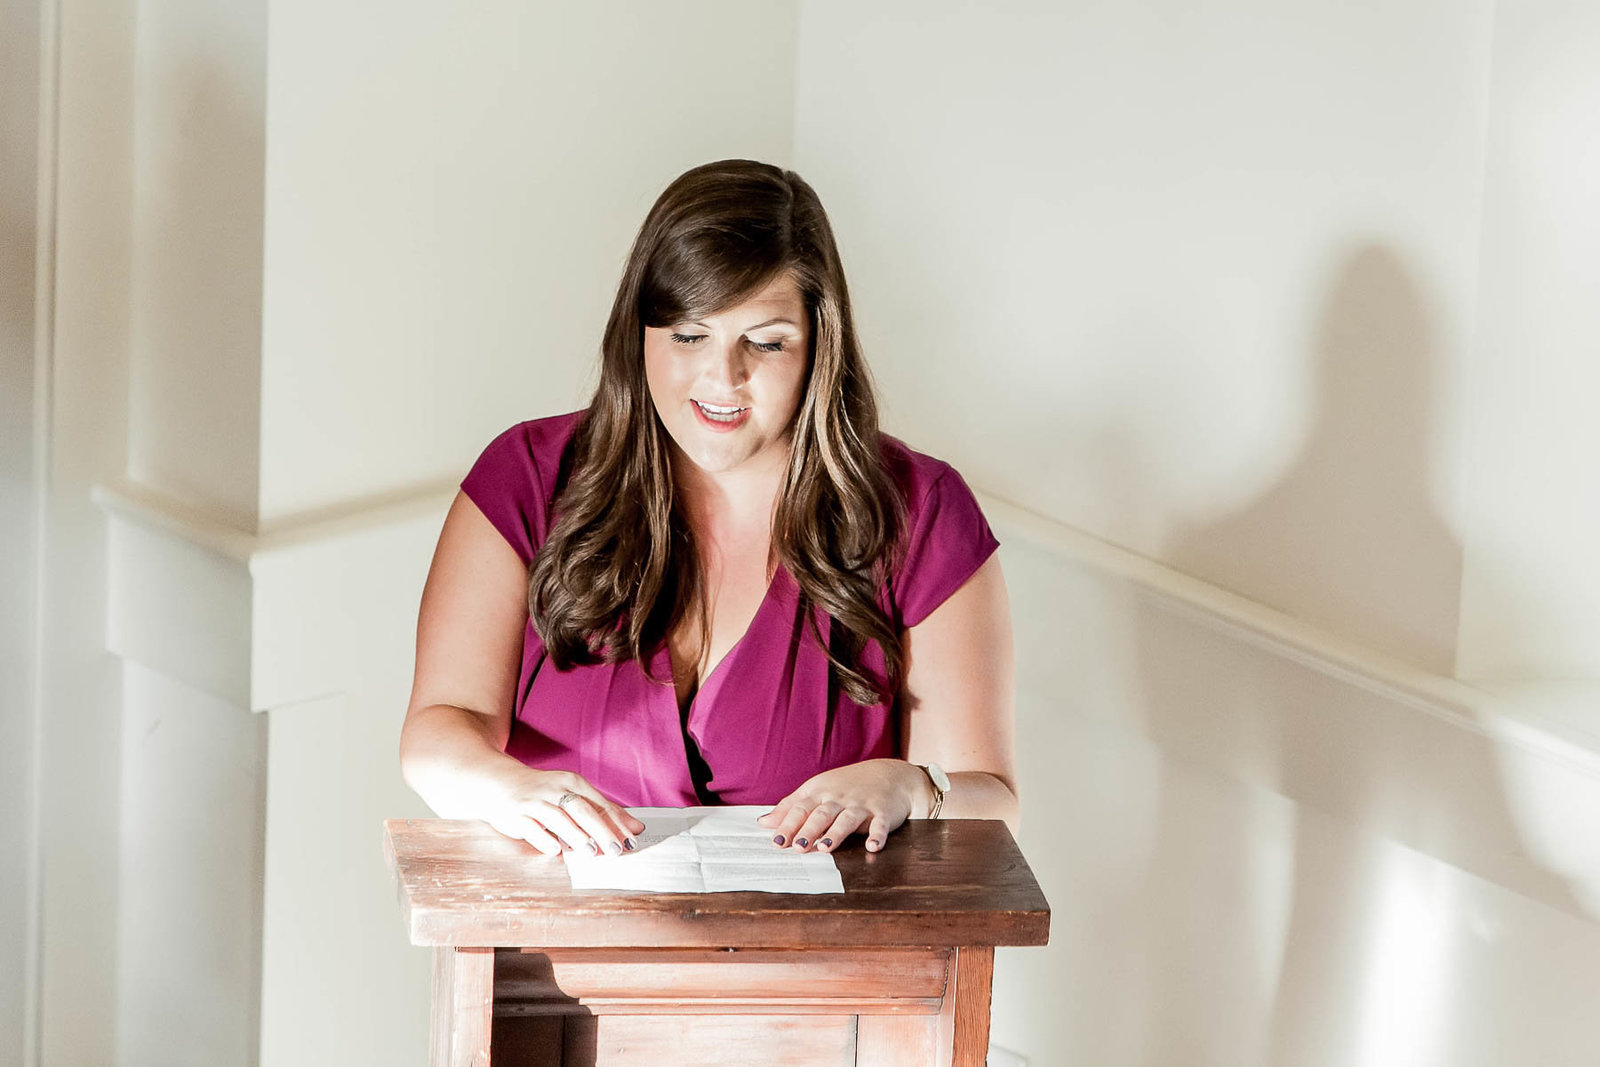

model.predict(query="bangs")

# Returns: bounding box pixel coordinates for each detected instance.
[639,237,791,328]
[638,181,799,328]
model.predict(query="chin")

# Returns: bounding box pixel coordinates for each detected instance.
[682,444,758,475]
[661,410,785,477]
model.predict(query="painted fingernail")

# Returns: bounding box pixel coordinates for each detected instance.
[772,834,786,846]
[605,841,622,855]
[586,840,600,855]
[623,838,637,851]
[796,837,808,848]
[820,838,833,849]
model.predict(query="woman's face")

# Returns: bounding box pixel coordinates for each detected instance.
[644,272,811,480]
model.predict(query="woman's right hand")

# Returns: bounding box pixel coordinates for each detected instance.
[482,768,647,857]
[402,494,646,857]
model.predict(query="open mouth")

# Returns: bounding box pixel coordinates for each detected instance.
[692,400,750,426]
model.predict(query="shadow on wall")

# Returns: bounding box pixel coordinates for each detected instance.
[1168,245,1463,674]
[1126,245,1582,1066]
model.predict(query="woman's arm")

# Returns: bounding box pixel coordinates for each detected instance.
[400,491,644,854]
[901,552,1019,830]
[758,552,1019,850]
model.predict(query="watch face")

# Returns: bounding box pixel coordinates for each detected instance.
[927,763,951,792]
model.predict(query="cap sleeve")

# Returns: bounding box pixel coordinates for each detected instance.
[892,465,1001,629]
[460,422,551,566]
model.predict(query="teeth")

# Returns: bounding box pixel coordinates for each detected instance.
[695,401,745,416]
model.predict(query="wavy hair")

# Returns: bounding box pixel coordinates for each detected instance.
[527,159,903,706]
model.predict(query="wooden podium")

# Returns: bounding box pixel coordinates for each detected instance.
[384,818,1050,1066]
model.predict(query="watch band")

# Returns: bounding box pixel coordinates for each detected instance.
[916,762,949,820]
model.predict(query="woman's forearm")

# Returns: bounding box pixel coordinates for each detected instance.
[925,768,1020,834]
[399,703,524,818]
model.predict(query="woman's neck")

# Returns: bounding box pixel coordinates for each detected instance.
[671,444,788,545]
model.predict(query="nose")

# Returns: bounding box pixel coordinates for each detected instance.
[702,337,751,392]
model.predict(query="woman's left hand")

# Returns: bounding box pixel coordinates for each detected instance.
[756,758,930,854]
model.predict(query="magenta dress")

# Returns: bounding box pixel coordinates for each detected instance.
[461,411,999,808]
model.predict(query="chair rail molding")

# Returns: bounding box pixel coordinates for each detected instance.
[980,489,1600,923]
[977,490,1600,782]
[93,475,1600,921]
[95,477,455,713]
[96,474,1600,774]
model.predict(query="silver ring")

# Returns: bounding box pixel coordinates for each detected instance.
[555,791,582,810]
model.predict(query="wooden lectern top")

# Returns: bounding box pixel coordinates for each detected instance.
[384,818,1050,950]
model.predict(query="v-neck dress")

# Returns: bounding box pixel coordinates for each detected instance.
[460,410,1000,808]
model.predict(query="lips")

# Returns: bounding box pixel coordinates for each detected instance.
[691,399,751,431]
[694,398,748,419]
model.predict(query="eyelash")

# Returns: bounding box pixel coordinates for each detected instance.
[670,332,784,353]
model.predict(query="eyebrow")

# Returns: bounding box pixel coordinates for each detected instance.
[687,317,801,331]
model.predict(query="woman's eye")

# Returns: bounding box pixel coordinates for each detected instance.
[667,332,782,352]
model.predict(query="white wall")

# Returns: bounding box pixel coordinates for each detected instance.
[795,0,1489,676]
[247,7,802,1064]
[793,0,1600,1063]
[126,0,265,530]
[116,8,273,1052]
[24,1,1600,1064]
[115,664,265,1067]
[36,0,138,1062]
[257,1,800,525]
[33,3,805,1063]
[989,530,1600,1065]
[253,509,444,1066]
[1457,0,1600,681]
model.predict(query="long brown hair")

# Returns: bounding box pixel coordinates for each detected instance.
[528,159,902,705]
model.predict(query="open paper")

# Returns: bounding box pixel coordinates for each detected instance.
[563,805,845,894]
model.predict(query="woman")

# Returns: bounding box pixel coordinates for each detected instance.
[399,159,1017,859]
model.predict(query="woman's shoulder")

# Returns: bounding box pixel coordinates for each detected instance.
[482,409,587,470]
[875,432,999,628]
[877,432,962,512]
[461,410,587,564]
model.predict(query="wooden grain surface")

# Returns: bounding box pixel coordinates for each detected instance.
[855,1014,939,1067]
[492,996,947,1018]
[561,1014,858,1066]
[430,946,493,1067]
[384,818,1050,949]
[493,947,949,1001]
[938,946,995,1067]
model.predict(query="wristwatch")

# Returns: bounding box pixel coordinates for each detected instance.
[916,762,950,820]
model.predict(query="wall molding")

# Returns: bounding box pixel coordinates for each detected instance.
[94,477,454,712]
[93,477,458,565]
[91,475,1599,780]
[977,490,1600,782]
